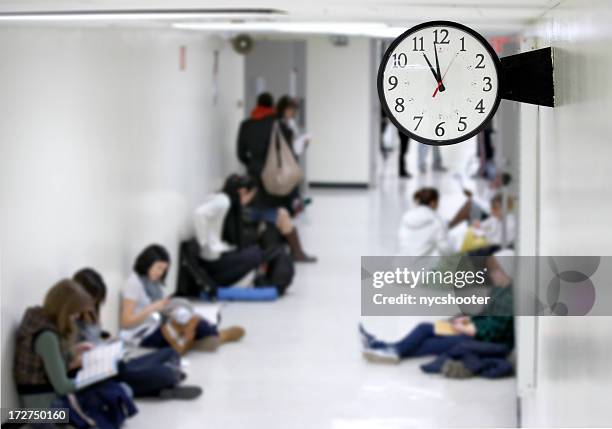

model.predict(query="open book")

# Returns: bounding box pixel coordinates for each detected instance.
[75,340,124,389]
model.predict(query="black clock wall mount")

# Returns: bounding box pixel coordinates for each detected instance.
[378,20,554,146]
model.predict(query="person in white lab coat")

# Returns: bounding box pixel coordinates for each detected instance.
[398,187,453,257]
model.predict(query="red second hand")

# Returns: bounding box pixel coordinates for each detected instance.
[432,81,443,98]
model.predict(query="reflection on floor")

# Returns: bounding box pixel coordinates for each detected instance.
[131,142,517,428]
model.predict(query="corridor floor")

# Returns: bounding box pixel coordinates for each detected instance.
[130,145,517,428]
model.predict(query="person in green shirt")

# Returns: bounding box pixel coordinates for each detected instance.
[13,279,94,408]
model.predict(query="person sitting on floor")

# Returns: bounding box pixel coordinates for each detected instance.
[222,174,316,263]
[194,182,295,294]
[398,187,453,257]
[74,268,202,400]
[359,255,514,364]
[13,279,95,408]
[120,244,244,353]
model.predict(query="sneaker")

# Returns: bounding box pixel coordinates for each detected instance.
[358,323,376,348]
[362,347,401,364]
[159,385,203,400]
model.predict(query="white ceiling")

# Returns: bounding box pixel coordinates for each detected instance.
[0,0,560,36]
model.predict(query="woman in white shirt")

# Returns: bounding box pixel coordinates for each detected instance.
[120,244,244,351]
[398,188,453,257]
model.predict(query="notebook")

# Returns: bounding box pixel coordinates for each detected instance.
[434,320,459,336]
[75,340,124,389]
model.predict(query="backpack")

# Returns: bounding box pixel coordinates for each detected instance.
[261,121,303,196]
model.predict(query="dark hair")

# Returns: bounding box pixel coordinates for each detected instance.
[222,174,256,203]
[256,92,274,108]
[500,172,512,186]
[73,268,107,316]
[276,95,298,118]
[414,187,440,206]
[133,244,170,282]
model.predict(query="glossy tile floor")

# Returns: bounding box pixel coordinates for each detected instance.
[130,143,517,428]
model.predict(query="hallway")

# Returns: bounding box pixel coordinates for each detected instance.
[131,146,516,428]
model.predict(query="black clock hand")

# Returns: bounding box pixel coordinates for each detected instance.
[422,53,441,87]
[433,43,446,92]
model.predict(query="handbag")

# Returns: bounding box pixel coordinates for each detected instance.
[261,121,303,196]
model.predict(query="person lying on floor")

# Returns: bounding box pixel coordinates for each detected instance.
[120,244,244,353]
[222,174,316,263]
[73,268,202,400]
[359,255,514,364]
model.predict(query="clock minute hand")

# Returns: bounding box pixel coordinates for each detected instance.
[433,43,446,92]
[422,53,442,87]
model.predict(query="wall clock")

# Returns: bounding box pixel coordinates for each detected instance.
[378,21,502,146]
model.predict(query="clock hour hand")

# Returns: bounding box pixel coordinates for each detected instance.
[433,43,446,92]
[422,53,442,88]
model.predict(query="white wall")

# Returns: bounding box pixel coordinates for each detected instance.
[306,37,375,185]
[0,27,244,408]
[517,0,612,426]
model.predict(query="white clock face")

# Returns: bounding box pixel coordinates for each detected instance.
[379,22,501,145]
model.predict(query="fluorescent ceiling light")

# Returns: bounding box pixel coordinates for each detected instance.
[173,21,394,36]
[0,9,283,21]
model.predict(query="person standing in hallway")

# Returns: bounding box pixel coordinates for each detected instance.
[237,92,277,179]
[418,143,447,173]
[249,92,275,120]
[398,131,411,178]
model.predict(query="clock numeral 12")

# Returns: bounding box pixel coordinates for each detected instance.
[433,29,449,44]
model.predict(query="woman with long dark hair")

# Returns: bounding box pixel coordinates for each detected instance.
[120,244,244,352]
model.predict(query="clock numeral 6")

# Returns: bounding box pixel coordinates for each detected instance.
[435,121,446,137]
[394,98,405,112]
[388,76,398,91]
[475,99,485,114]
[458,117,468,132]
[483,76,492,92]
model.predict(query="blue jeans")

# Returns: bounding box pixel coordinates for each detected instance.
[141,319,218,349]
[386,322,470,358]
[117,347,181,397]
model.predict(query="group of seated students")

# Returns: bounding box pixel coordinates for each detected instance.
[13,244,247,408]
[360,179,517,379]
[11,93,317,427]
